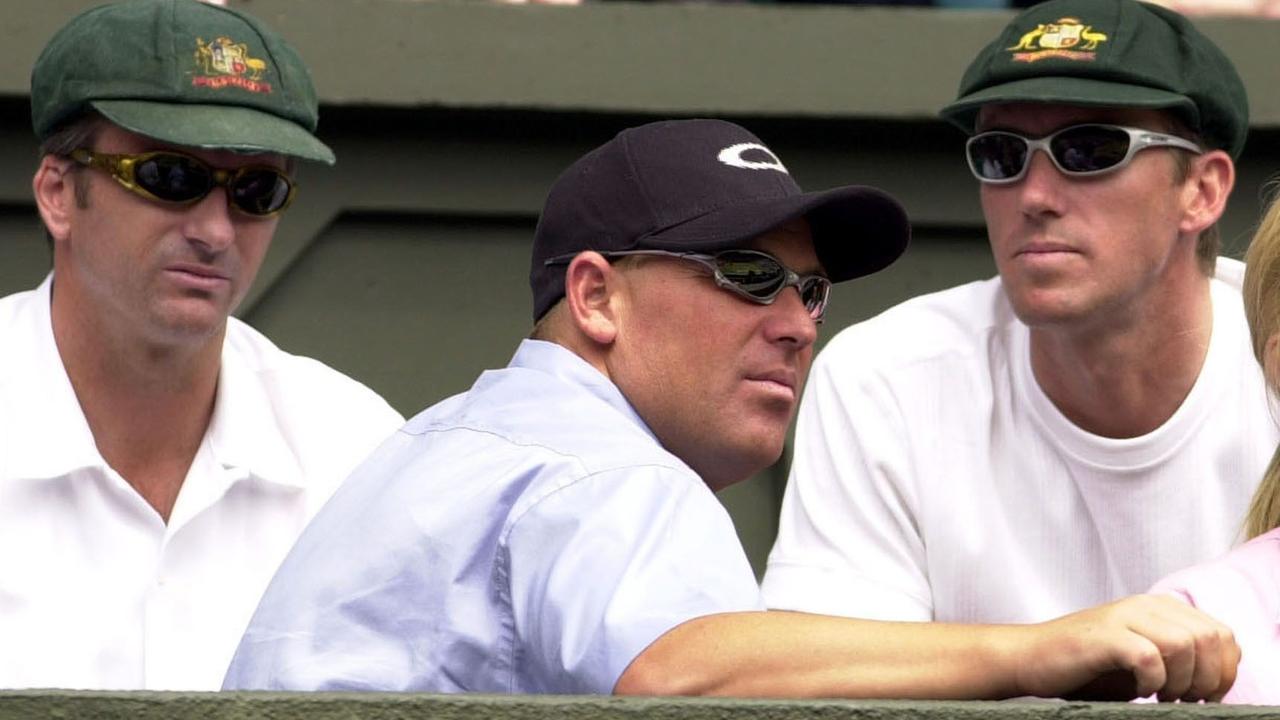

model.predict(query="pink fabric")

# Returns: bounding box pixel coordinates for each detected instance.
[1150,527,1280,705]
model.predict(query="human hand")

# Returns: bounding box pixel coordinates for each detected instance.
[1012,594,1238,702]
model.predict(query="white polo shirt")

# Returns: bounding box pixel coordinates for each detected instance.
[0,276,404,690]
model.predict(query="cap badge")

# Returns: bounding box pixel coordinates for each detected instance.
[193,36,273,93]
[717,143,789,174]
[1007,18,1108,63]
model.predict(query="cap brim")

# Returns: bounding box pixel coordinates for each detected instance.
[92,99,335,164]
[939,76,1198,135]
[640,185,909,283]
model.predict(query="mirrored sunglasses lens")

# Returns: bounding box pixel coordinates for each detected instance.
[1050,126,1130,173]
[231,169,292,215]
[716,252,787,299]
[968,134,1028,181]
[800,277,831,317]
[135,154,212,202]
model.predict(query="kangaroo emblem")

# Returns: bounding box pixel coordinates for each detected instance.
[1008,17,1108,55]
[1078,27,1108,50]
[1009,24,1046,51]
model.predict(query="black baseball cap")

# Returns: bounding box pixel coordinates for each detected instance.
[530,119,910,321]
[940,0,1248,158]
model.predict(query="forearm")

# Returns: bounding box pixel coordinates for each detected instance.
[614,610,1024,699]
[614,597,1238,702]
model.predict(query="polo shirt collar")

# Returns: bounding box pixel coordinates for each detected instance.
[1,275,103,480]
[204,326,306,490]
[1,275,304,490]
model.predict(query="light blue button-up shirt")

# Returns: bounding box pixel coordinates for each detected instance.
[224,339,763,693]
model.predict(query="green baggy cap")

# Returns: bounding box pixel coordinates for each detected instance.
[31,0,334,164]
[940,0,1248,159]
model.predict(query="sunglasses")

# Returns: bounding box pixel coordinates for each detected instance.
[965,124,1202,184]
[546,248,832,322]
[69,148,296,217]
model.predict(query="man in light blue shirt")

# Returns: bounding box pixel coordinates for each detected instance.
[225,119,1239,700]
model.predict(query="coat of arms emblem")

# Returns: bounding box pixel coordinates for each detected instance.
[192,36,272,92]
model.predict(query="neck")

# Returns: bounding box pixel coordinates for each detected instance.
[1028,272,1213,439]
[50,290,223,524]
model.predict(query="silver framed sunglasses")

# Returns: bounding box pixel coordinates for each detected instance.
[965,123,1203,184]
[544,248,832,322]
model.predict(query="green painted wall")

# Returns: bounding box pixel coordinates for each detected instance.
[1,2,1278,576]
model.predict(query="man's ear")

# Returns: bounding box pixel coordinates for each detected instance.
[1179,150,1234,237]
[564,252,621,346]
[33,155,78,243]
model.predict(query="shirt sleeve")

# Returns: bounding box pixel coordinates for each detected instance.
[1145,536,1280,705]
[504,465,764,694]
[762,336,933,621]
[1147,573,1198,606]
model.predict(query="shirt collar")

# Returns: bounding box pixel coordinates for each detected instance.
[1,275,104,480]
[202,321,306,490]
[505,339,659,444]
[0,275,304,490]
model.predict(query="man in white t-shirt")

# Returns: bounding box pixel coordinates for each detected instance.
[765,0,1279,629]
[0,1,403,689]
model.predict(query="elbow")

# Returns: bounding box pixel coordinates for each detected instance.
[612,615,756,697]
[612,650,708,696]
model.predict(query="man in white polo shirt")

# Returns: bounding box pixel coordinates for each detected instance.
[0,0,402,689]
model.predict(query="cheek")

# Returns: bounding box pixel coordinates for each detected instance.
[978,191,1015,234]
[633,317,720,407]
[797,344,815,378]
[234,224,276,275]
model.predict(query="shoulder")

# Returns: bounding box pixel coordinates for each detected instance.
[414,360,694,483]
[0,284,46,337]
[380,358,711,541]
[1152,528,1280,615]
[318,373,711,558]
[222,317,404,437]
[1208,257,1250,333]
[0,282,55,389]
[823,276,1011,363]
[0,288,38,362]
[0,286,38,316]
[813,276,1017,392]
[1212,256,1245,289]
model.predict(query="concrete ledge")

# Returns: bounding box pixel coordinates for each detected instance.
[0,692,1278,720]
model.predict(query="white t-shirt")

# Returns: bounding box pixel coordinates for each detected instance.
[0,276,404,690]
[763,259,1278,624]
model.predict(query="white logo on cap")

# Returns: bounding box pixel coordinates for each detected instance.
[717,143,789,174]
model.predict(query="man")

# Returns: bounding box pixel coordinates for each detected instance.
[765,0,1277,629]
[226,119,1236,701]
[0,0,403,690]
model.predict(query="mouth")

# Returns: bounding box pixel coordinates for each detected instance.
[165,263,231,289]
[745,371,797,402]
[1014,242,1080,258]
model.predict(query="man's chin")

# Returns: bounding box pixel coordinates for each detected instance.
[1003,283,1098,329]
[146,305,230,346]
[699,440,786,493]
